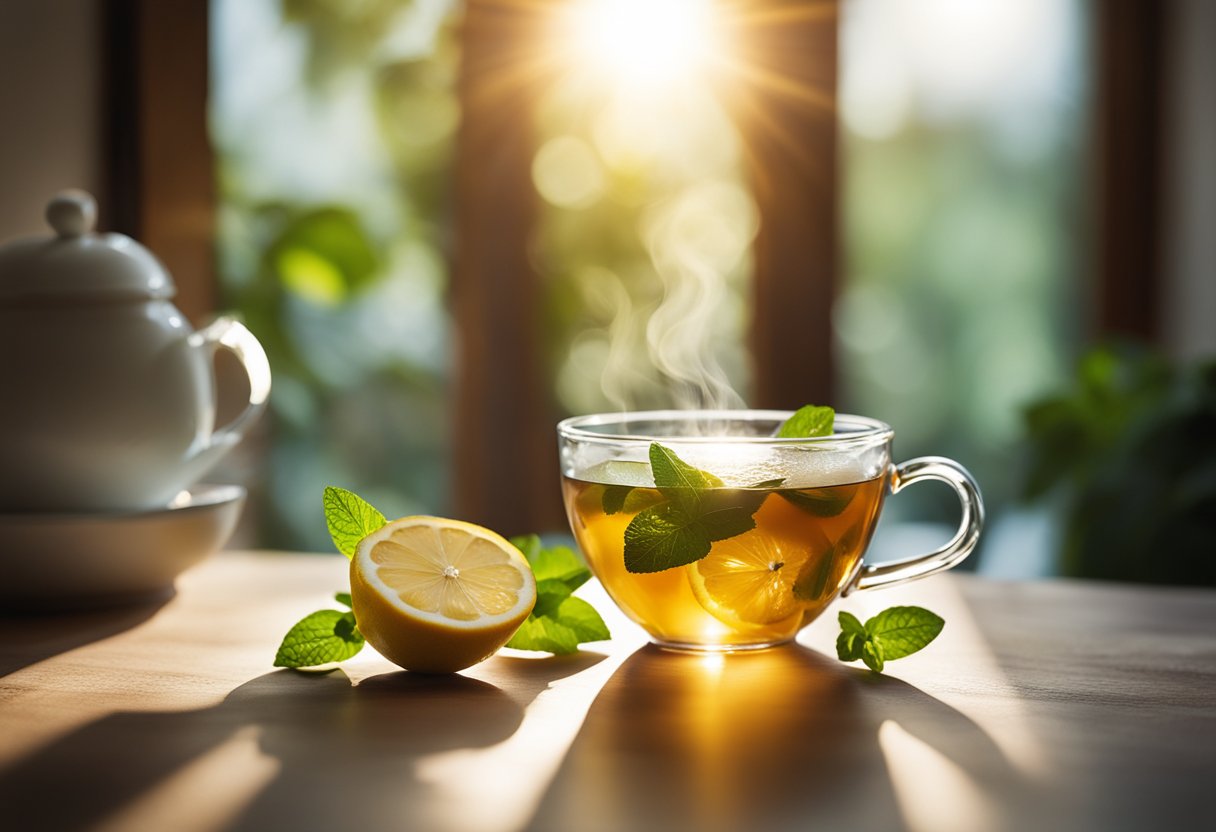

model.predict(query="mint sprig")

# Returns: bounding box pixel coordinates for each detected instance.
[323,486,387,558]
[836,606,945,673]
[619,405,837,572]
[506,535,611,655]
[775,405,854,520]
[622,443,774,573]
[276,490,613,669]
[274,609,365,668]
[624,500,756,573]
[274,490,386,669]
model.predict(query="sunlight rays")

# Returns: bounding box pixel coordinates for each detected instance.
[461,0,839,158]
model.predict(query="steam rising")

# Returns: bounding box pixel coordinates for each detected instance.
[542,81,759,418]
[583,268,654,412]
[610,180,758,412]
[644,258,745,411]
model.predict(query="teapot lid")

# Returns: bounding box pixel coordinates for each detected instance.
[0,190,175,301]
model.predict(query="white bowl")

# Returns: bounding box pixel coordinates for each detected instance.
[0,484,245,610]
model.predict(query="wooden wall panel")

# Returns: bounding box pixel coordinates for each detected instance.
[729,0,839,409]
[104,0,215,325]
[1093,0,1171,342]
[452,0,562,534]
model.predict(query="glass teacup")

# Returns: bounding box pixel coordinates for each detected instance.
[558,410,983,651]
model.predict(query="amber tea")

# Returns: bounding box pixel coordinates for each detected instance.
[557,411,983,652]
[563,474,887,649]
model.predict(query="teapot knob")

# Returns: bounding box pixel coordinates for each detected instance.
[46,190,98,238]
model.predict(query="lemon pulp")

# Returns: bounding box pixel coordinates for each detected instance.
[688,523,833,631]
[351,516,536,673]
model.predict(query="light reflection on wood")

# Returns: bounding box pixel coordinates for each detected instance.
[1,553,1212,831]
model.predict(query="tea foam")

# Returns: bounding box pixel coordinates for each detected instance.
[575,447,882,489]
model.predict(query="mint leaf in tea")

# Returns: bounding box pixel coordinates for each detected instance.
[625,500,758,573]
[780,486,856,517]
[621,443,767,573]
[777,405,835,438]
[650,441,724,492]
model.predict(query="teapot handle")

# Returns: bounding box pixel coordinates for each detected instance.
[189,317,271,456]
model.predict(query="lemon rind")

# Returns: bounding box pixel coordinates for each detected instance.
[353,516,536,631]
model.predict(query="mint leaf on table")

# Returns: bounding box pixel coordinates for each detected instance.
[323,486,387,558]
[507,615,581,655]
[506,536,611,654]
[275,484,381,669]
[533,580,574,617]
[865,606,945,660]
[836,611,867,662]
[861,640,885,673]
[511,534,592,591]
[622,443,773,574]
[836,606,945,673]
[274,609,366,668]
[550,595,612,642]
[777,405,835,438]
[512,533,543,561]
[506,595,613,655]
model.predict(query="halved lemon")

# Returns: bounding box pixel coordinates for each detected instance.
[350,516,536,673]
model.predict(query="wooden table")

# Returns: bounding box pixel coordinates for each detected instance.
[1,551,1213,832]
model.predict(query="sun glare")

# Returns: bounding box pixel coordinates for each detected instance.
[566,0,721,90]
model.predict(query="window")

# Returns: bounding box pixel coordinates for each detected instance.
[838,0,1089,568]
[212,0,1092,574]
[212,0,461,548]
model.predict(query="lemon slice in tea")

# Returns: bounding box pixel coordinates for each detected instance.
[687,532,808,629]
[350,516,536,673]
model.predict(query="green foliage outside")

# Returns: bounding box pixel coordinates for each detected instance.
[840,125,1085,529]
[213,0,459,549]
[214,0,1098,576]
[1021,344,1216,586]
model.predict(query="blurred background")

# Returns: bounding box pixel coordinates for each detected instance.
[1,0,1212,583]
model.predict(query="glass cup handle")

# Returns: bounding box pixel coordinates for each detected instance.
[843,456,985,595]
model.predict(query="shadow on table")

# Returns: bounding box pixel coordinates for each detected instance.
[0,594,170,679]
[0,654,604,831]
[958,583,1216,830]
[527,643,1031,832]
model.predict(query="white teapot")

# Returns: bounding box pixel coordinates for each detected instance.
[0,190,270,512]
